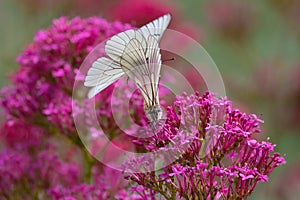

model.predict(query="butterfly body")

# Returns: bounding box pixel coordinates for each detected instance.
[84,14,171,124]
[145,104,162,124]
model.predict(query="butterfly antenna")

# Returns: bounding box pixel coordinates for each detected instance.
[162,57,175,63]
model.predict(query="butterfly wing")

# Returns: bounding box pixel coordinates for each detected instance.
[104,14,171,63]
[85,30,147,99]
[84,57,124,98]
[105,29,146,62]
[120,38,151,106]
[85,14,171,100]
[131,13,171,107]
[120,36,161,109]
[105,14,171,107]
[138,14,171,42]
[145,35,161,107]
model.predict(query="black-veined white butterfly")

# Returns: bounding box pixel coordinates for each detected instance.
[84,14,171,124]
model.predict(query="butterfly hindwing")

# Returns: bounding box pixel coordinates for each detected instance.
[120,38,152,106]
[120,35,161,108]
[145,35,161,105]
[84,57,124,98]
[105,29,133,61]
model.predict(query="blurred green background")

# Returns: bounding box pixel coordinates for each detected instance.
[1,0,299,199]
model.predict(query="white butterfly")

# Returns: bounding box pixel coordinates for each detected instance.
[84,14,171,124]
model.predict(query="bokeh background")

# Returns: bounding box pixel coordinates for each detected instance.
[0,0,299,199]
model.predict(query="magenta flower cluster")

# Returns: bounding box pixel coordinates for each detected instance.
[1,16,131,137]
[0,136,137,199]
[0,138,79,199]
[0,16,138,199]
[125,92,286,199]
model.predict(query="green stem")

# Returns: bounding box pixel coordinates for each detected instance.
[33,115,98,184]
[82,147,95,184]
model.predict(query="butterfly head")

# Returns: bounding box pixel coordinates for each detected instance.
[145,105,163,125]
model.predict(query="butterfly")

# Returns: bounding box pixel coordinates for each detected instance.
[84,14,171,124]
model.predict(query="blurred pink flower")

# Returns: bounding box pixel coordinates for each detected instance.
[49,166,141,200]
[0,141,80,199]
[109,0,203,42]
[109,0,177,26]
[1,120,44,147]
[1,17,132,139]
[0,16,136,198]
[285,64,300,128]
[206,0,255,42]
[275,159,300,199]
[254,60,284,97]
[253,60,300,130]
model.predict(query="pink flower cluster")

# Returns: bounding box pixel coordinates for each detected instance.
[1,16,131,137]
[0,16,138,199]
[49,167,141,200]
[0,135,139,199]
[0,141,79,199]
[125,92,286,199]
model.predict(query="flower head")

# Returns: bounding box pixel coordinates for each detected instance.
[125,91,286,199]
[0,17,132,139]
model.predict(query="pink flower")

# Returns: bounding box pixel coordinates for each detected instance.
[109,0,203,42]
[0,17,132,138]
[206,0,255,41]
[49,166,142,200]
[109,0,177,26]
[1,120,44,147]
[125,91,286,199]
[0,141,80,199]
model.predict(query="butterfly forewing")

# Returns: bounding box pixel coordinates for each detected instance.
[84,57,124,98]
[105,29,144,62]
[84,14,171,102]
[105,14,170,63]
[138,14,171,42]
